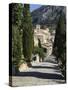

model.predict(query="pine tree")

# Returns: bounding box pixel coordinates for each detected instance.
[23,4,33,66]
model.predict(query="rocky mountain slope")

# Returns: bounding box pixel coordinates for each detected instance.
[31,5,66,26]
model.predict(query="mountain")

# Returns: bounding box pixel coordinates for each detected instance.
[31,5,66,27]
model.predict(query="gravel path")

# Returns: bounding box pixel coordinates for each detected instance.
[12,55,65,87]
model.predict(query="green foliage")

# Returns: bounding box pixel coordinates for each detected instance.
[23,4,34,63]
[12,25,22,67]
[53,12,66,79]
[12,3,23,26]
[53,13,66,58]
[12,3,23,68]
[33,47,45,58]
[33,39,45,61]
[38,39,41,48]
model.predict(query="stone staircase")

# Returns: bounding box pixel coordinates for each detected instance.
[12,55,65,87]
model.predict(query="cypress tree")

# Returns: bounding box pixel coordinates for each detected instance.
[53,12,66,80]
[23,4,33,66]
[12,3,23,68]
[53,13,66,58]
[12,25,22,67]
[12,3,23,26]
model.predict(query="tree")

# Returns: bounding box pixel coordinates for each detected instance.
[23,4,33,66]
[12,3,23,68]
[53,12,66,80]
[12,25,22,68]
[38,39,41,48]
[33,39,45,62]
[12,3,23,26]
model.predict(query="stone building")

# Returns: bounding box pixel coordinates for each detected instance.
[34,25,55,58]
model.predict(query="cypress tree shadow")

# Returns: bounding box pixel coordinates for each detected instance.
[12,71,64,80]
[31,66,59,70]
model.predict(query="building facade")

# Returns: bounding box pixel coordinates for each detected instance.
[34,25,55,57]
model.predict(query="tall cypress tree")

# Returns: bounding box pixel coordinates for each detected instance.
[23,4,33,66]
[53,13,66,58]
[12,3,23,26]
[12,3,23,68]
[53,12,66,80]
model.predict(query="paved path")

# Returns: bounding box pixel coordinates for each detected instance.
[12,55,65,87]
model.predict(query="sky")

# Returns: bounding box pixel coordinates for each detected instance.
[30,4,41,12]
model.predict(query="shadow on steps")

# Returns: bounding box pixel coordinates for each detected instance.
[31,66,59,70]
[12,71,64,80]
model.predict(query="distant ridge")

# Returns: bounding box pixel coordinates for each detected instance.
[31,5,66,27]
